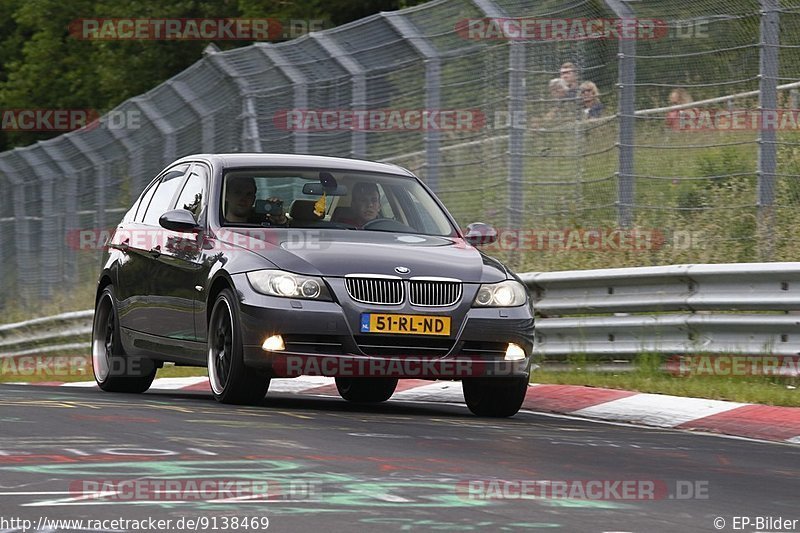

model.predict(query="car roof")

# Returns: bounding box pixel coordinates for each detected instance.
[174,153,416,177]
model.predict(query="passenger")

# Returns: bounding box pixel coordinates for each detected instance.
[224,176,286,225]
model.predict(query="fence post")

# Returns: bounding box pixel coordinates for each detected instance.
[40,143,78,285]
[131,98,178,165]
[382,13,441,193]
[66,136,107,253]
[310,33,367,159]
[206,52,261,152]
[472,0,525,257]
[259,44,309,155]
[17,149,58,300]
[757,0,779,260]
[605,0,636,228]
[167,80,216,154]
[0,158,27,307]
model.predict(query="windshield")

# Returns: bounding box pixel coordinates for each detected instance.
[220,168,457,237]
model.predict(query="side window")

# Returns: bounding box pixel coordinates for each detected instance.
[134,180,159,222]
[174,163,208,221]
[141,164,190,226]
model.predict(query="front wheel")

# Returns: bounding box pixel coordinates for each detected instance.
[335,377,398,403]
[91,286,156,393]
[207,288,270,405]
[462,377,528,417]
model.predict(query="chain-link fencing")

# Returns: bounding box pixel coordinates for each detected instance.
[0,0,797,312]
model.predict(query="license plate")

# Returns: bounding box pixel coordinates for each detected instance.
[360,313,450,336]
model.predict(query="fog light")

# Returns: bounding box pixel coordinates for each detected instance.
[504,343,526,361]
[262,335,285,351]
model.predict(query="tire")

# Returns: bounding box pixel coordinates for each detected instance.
[335,377,398,403]
[91,286,157,393]
[462,377,528,417]
[207,288,270,405]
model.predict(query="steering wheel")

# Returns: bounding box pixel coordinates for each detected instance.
[361,218,416,232]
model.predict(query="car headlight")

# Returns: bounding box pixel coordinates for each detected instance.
[472,280,527,307]
[246,270,332,301]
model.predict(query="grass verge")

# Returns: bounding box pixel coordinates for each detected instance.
[533,358,800,407]
[0,357,207,384]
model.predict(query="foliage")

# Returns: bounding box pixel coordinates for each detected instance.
[0,0,428,151]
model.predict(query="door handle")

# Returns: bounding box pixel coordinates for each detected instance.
[149,245,161,258]
[110,238,129,252]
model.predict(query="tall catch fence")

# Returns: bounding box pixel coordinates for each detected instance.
[0,0,797,311]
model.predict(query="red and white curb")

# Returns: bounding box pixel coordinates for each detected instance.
[10,377,800,444]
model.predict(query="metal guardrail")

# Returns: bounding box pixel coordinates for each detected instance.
[2,263,800,358]
[0,310,93,357]
[522,263,800,357]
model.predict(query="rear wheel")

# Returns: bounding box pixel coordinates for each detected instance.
[462,377,528,417]
[335,377,398,403]
[207,288,270,405]
[92,287,156,393]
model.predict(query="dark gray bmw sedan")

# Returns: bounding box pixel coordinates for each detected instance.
[92,154,534,417]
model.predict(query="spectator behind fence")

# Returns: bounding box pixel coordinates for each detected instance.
[579,81,604,119]
[543,78,570,122]
[560,62,580,99]
[665,88,694,130]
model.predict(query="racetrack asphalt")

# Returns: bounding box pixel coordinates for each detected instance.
[0,381,798,532]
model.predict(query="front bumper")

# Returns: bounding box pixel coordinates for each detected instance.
[234,274,534,379]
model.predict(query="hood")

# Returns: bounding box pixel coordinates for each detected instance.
[217,228,508,283]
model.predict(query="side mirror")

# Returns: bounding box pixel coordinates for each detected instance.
[159,209,202,233]
[464,222,497,246]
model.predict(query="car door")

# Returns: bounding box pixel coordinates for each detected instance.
[119,164,190,341]
[148,162,209,353]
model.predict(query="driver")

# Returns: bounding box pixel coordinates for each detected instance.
[337,182,381,228]
[224,175,287,225]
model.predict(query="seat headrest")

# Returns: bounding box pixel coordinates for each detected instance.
[331,206,353,222]
[290,200,322,221]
